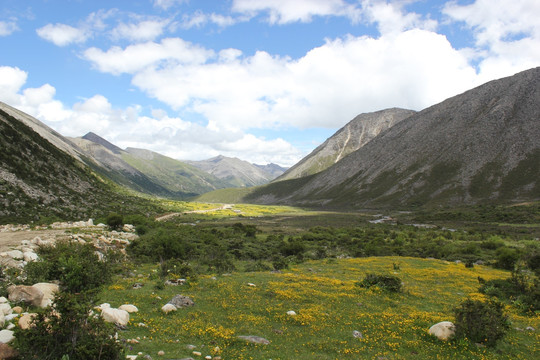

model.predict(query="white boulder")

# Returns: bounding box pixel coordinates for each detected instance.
[119,304,138,313]
[23,252,38,262]
[0,303,12,316]
[428,321,456,341]
[101,308,129,327]
[32,283,60,308]
[0,330,14,344]
[161,304,177,314]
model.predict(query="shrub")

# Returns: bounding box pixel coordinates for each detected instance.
[495,247,520,270]
[24,241,113,294]
[106,213,124,231]
[13,291,124,359]
[159,259,196,280]
[244,260,272,272]
[453,299,510,347]
[358,273,403,292]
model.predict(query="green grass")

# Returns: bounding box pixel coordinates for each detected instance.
[102,257,539,359]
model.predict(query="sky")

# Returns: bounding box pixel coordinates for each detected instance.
[0,0,539,167]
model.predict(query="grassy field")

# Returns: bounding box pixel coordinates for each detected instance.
[103,257,539,360]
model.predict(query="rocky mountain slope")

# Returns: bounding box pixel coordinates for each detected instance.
[0,103,139,223]
[186,155,286,187]
[246,67,540,208]
[275,108,416,181]
[71,133,230,199]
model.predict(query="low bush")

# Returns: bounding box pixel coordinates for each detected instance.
[453,299,510,347]
[358,273,403,292]
[13,291,124,359]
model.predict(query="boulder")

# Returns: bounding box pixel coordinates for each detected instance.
[101,308,129,327]
[0,303,12,316]
[161,304,177,314]
[168,295,194,308]
[18,313,38,330]
[8,285,44,307]
[32,283,59,308]
[0,343,18,359]
[0,330,14,344]
[23,252,38,262]
[119,304,138,313]
[0,311,4,328]
[11,307,22,314]
[5,250,23,260]
[0,297,7,304]
[428,321,456,341]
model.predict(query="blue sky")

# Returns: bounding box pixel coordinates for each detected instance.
[1,0,539,166]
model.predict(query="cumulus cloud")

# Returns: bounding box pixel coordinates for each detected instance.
[232,0,361,24]
[443,0,540,80]
[83,37,214,75]
[36,23,91,46]
[0,20,18,36]
[0,65,299,166]
[83,29,477,133]
[361,0,438,35]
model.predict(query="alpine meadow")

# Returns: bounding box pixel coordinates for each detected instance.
[0,1,539,359]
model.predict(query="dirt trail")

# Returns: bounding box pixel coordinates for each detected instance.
[0,229,71,252]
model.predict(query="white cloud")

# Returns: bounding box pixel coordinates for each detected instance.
[36,23,90,46]
[153,0,186,10]
[83,38,214,75]
[361,0,438,35]
[232,0,361,24]
[0,65,299,166]
[180,11,239,29]
[93,30,476,133]
[111,18,170,42]
[444,0,540,80]
[0,20,18,36]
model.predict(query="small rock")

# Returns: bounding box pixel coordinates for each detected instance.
[132,283,144,289]
[125,356,137,360]
[157,350,165,356]
[18,313,37,330]
[237,335,270,345]
[0,330,15,344]
[247,283,256,287]
[11,307,22,314]
[193,351,202,356]
[186,344,197,350]
[205,356,212,360]
[119,304,139,313]
[101,308,130,327]
[286,310,297,316]
[526,326,536,331]
[353,330,363,339]
[161,304,177,314]
[168,295,194,308]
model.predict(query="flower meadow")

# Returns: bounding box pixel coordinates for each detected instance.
[104,256,539,359]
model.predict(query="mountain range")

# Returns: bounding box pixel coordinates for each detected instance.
[1,67,539,222]
[244,67,540,208]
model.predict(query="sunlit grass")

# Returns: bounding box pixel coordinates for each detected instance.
[103,257,539,359]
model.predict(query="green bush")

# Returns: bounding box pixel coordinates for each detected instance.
[106,213,124,231]
[159,259,196,280]
[495,247,520,270]
[13,292,124,359]
[24,241,113,294]
[358,273,403,292]
[453,299,510,347]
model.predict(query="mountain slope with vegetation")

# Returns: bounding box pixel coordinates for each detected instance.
[276,108,416,181]
[187,155,286,187]
[0,105,155,223]
[246,67,540,209]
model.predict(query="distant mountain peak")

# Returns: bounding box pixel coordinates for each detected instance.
[82,132,123,154]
